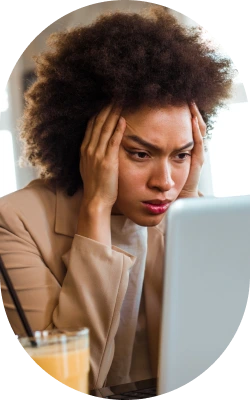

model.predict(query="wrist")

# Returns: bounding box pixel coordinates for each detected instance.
[76,198,112,247]
[80,197,113,216]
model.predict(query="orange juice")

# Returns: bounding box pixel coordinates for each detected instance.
[19,328,89,393]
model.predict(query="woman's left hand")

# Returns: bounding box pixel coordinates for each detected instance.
[177,103,206,199]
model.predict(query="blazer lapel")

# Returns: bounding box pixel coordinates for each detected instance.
[55,186,83,237]
[55,184,166,377]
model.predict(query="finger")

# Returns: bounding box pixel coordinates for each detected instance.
[81,115,95,150]
[189,102,206,136]
[182,116,204,192]
[96,105,122,154]
[106,116,126,159]
[191,116,205,165]
[87,104,113,151]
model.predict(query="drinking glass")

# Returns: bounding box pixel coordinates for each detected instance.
[19,328,89,393]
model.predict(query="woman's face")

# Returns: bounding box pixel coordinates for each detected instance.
[111,105,194,226]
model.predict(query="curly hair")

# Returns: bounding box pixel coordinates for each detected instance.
[20,7,234,195]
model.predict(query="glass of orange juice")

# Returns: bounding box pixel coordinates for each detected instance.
[19,328,89,393]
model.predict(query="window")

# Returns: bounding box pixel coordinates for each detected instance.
[0,130,17,197]
[0,86,17,197]
[198,24,250,197]
[209,102,250,197]
[0,86,9,113]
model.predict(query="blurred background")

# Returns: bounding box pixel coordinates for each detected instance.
[0,0,249,198]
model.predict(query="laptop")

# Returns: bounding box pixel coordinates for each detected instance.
[91,195,250,398]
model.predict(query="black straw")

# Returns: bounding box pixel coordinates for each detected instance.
[0,255,37,347]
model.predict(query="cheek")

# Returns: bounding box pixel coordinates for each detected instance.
[118,156,147,191]
[174,163,191,187]
[182,164,191,183]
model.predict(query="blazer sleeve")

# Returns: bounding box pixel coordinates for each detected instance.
[0,200,135,389]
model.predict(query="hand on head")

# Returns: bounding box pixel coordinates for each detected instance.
[177,103,206,199]
[79,104,126,212]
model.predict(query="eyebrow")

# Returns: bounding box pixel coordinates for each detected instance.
[125,134,194,153]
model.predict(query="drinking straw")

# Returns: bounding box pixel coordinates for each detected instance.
[0,255,37,347]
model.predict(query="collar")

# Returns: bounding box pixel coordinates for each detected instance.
[55,186,83,237]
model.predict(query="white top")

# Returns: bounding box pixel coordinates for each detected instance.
[106,216,152,386]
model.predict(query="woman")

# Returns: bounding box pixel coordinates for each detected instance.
[0,7,234,389]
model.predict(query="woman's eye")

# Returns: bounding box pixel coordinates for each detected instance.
[176,153,191,161]
[126,150,150,160]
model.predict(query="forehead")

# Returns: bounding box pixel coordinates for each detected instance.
[123,105,193,146]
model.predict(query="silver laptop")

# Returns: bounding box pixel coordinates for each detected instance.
[91,195,250,398]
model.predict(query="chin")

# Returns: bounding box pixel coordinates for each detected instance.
[126,212,165,227]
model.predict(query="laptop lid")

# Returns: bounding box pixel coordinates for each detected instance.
[158,195,250,394]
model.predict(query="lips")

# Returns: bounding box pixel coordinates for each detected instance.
[142,200,172,215]
[142,199,171,205]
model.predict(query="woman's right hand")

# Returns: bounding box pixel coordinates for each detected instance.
[80,104,126,212]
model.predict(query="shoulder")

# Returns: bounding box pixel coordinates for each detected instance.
[0,179,57,220]
[1,178,56,200]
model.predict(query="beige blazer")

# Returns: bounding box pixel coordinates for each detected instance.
[0,179,165,389]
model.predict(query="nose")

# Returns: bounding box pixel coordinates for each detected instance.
[147,161,174,192]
